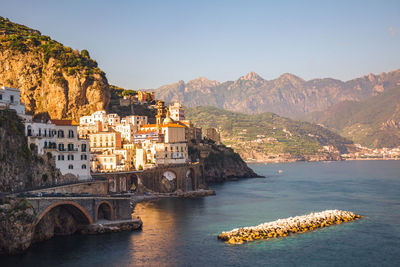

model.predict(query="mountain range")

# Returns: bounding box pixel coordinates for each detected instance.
[185,106,351,162]
[306,86,400,148]
[155,70,400,118]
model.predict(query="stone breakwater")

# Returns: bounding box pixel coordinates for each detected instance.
[218,210,361,244]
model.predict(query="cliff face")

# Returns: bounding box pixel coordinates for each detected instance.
[0,110,64,192]
[155,70,400,118]
[0,17,110,120]
[189,142,260,183]
[0,198,36,254]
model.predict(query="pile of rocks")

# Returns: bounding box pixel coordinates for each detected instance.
[218,210,361,244]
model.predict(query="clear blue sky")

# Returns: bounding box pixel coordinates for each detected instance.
[2,0,400,89]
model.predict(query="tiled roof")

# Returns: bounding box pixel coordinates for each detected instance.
[141,124,157,128]
[162,123,185,128]
[51,119,79,126]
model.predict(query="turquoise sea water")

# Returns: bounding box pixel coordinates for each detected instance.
[2,160,400,266]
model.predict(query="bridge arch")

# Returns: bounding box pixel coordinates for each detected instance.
[96,201,113,221]
[35,201,94,226]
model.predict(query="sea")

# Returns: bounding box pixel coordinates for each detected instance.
[1,160,400,266]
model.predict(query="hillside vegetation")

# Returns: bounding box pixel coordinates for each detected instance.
[0,17,109,120]
[306,86,400,148]
[186,106,352,161]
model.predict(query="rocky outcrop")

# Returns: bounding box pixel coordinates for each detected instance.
[189,142,261,183]
[80,218,142,235]
[0,17,110,120]
[0,198,36,254]
[0,110,65,192]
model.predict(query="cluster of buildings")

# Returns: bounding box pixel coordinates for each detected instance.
[79,101,202,171]
[1,86,91,180]
[1,86,213,181]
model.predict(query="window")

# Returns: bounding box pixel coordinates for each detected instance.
[10,95,14,103]
[38,128,41,136]
[68,130,74,138]
[81,143,87,152]
[68,144,74,151]
[68,155,74,160]
[44,141,48,148]
[81,154,87,160]
[82,164,87,169]
[58,143,64,151]
[68,164,73,169]
[165,147,168,152]
[0,94,2,100]
[57,130,64,138]
[171,153,173,158]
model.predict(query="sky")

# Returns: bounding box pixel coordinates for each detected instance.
[1,0,400,89]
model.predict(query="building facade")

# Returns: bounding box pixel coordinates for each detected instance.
[0,87,25,115]
[50,120,91,180]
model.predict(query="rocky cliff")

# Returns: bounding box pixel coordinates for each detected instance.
[0,109,64,192]
[155,70,400,118]
[0,198,36,254]
[0,17,110,120]
[189,141,260,183]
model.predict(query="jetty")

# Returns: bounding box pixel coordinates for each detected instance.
[218,210,361,244]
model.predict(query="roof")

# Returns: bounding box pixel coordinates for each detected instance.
[162,123,185,128]
[141,124,157,128]
[50,119,79,126]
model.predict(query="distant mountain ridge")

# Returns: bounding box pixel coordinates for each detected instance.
[306,86,400,148]
[155,70,400,117]
[185,106,352,162]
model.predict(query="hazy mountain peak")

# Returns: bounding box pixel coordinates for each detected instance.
[279,73,305,82]
[240,72,264,82]
[187,76,220,87]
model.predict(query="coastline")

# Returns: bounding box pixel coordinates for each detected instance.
[245,158,400,164]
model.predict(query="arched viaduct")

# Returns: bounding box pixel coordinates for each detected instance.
[91,163,206,194]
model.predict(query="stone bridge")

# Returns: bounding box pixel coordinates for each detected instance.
[27,196,132,226]
[91,163,206,194]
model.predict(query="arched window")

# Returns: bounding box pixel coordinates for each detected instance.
[44,141,48,148]
[68,164,73,169]
[82,164,87,169]
[81,143,87,152]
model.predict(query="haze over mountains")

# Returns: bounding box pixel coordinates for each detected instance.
[155,70,400,118]
[307,86,400,148]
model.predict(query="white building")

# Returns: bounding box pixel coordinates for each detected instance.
[115,122,136,142]
[80,110,108,125]
[50,120,91,180]
[25,121,57,155]
[107,113,120,126]
[169,102,185,121]
[0,86,25,115]
[123,115,148,127]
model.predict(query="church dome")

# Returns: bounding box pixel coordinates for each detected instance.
[163,117,173,124]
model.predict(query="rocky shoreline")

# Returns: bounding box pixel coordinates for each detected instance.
[218,210,361,244]
[80,218,142,235]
